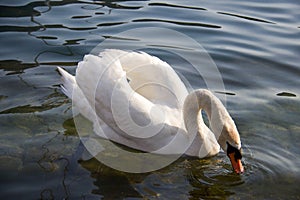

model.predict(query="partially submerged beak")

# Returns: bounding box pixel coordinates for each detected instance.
[228,152,244,174]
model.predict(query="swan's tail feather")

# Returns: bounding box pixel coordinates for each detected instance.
[57,66,99,123]
[57,67,76,99]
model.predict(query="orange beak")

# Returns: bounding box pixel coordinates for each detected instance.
[228,152,244,174]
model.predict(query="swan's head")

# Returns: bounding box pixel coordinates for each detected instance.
[218,122,244,174]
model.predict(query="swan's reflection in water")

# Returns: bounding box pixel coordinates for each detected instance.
[78,149,245,199]
[79,158,143,199]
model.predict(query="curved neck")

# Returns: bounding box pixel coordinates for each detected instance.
[183,89,231,157]
[184,89,228,133]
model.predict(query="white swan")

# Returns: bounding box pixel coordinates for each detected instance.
[57,49,244,174]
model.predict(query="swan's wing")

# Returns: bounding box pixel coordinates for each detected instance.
[75,52,187,145]
[99,49,189,108]
[58,61,190,154]
[75,53,156,137]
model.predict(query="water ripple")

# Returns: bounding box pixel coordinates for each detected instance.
[148,2,206,11]
[71,15,92,19]
[133,18,221,29]
[238,117,300,186]
[218,11,276,24]
[97,21,127,27]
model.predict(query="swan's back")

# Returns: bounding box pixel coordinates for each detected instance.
[99,49,188,108]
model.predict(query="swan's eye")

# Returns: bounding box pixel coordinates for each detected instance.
[234,149,242,160]
[226,142,242,160]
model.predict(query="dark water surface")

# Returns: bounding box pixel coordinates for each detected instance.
[1,0,300,199]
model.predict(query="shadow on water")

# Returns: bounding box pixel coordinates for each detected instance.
[51,116,244,199]
[63,117,246,199]
[77,153,246,199]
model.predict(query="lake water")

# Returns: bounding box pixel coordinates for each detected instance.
[1,0,300,199]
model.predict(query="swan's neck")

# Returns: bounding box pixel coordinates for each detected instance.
[183,89,230,157]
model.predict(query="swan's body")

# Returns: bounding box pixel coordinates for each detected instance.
[58,49,244,173]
